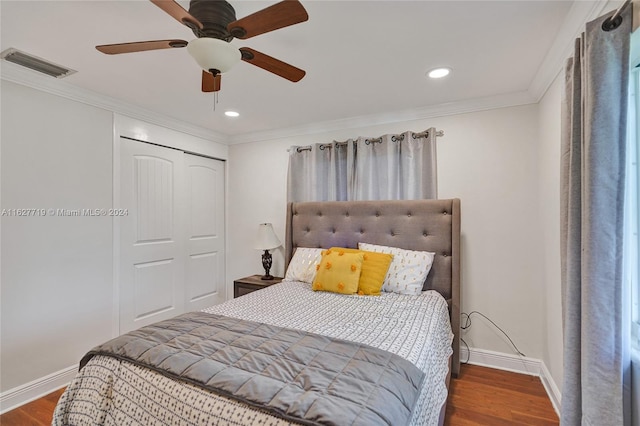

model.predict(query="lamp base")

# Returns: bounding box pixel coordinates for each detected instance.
[261,250,274,281]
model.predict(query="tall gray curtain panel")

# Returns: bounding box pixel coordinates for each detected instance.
[560,6,631,426]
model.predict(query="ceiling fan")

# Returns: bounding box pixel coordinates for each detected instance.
[96,0,308,93]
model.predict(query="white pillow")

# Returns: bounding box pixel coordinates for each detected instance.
[284,247,324,283]
[358,243,435,295]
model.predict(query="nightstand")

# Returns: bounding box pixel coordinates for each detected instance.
[233,275,283,298]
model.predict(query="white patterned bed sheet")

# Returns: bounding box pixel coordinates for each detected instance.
[54,280,453,426]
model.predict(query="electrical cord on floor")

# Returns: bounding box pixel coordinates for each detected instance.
[460,337,471,364]
[460,311,526,357]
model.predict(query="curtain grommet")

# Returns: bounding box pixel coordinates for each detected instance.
[602,14,623,31]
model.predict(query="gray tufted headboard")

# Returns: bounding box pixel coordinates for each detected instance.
[285,198,461,377]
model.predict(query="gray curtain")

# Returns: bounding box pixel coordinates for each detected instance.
[560,6,632,426]
[351,131,437,201]
[287,129,437,203]
[286,141,349,202]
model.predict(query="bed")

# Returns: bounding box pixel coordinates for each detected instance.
[53,198,460,426]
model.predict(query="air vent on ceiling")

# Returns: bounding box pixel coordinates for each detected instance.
[1,48,76,79]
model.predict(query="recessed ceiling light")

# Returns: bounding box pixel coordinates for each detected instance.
[427,67,451,79]
[225,111,240,117]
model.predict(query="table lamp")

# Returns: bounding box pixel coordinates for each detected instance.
[255,223,281,280]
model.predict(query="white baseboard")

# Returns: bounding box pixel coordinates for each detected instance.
[539,359,562,415]
[461,346,561,415]
[0,365,76,414]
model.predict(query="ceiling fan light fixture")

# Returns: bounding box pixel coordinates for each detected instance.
[187,38,241,74]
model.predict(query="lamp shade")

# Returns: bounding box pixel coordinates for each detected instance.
[186,38,241,73]
[255,223,281,251]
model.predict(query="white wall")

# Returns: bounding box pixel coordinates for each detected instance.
[537,73,564,395]
[227,104,548,360]
[0,81,229,407]
[1,81,114,392]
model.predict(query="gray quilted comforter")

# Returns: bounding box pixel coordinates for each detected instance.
[80,311,425,426]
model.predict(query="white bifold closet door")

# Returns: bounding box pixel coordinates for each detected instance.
[119,138,225,334]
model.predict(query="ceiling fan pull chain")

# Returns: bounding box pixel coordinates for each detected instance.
[212,91,220,111]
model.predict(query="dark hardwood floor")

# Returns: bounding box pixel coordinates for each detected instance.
[446,365,559,425]
[0,386,65,426]
[1,364,558,425]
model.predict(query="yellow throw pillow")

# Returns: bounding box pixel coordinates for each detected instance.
[331,247,393,295]
[312,249,364,294]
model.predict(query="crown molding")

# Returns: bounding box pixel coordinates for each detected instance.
[0,61,228,145]
[228,90,536,145]
[1,57,537,146]
[528,0,610,102]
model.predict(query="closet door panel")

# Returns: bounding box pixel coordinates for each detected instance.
[119,139,186,333]
[184,154,226,310]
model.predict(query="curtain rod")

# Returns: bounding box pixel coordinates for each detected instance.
[291,129,444,153]
[602,0,631,31]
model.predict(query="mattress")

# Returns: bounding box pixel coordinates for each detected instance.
[53,280,453,425]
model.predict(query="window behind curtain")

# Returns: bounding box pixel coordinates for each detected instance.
[628,33,639,349]
[628,28,640,425]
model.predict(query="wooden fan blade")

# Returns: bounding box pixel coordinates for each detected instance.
[240,47,305,82]
[150,0,203,30]
[202,71,221,92]
[96,40,188,55]
[228,0,308,40]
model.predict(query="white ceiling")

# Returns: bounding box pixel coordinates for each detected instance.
[0,1,605,143]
